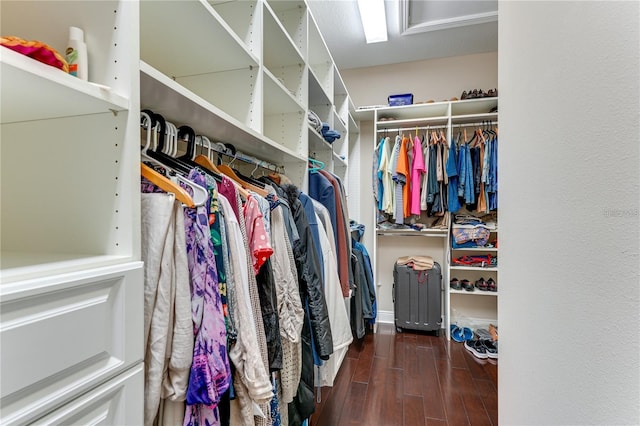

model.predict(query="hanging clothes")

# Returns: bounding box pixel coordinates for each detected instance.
[350,221,376,325]
[410,135,425,216]
[446,136,462,213]
[267,189,304,405]
[313,202,353,387]
[141,193,193,426]
[183,169,231,426]
[220,193,273,426]
[420,136,430,212]
[379,136,395,215]
[318,170,352,297]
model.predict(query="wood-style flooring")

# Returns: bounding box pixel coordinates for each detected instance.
[310,323,498,426]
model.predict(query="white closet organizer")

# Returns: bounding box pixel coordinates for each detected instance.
[1,1,356,423]
[140,0,358,189]
[1,1,143,425]
[370,98,498,337]
[448,228,498,339]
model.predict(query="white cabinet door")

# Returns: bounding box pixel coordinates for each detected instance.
[31,364,144,426]
[0,262,143,425]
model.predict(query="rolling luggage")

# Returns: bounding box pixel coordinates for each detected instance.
[393,259,442,335]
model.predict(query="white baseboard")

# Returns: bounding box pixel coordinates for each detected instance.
[376,310,395,324]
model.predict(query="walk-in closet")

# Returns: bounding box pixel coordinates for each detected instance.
[1,1,638,425]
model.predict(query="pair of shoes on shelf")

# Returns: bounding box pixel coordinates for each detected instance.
[460,88,498,100]
[450,324,473,343]
[474,278,497,291]
[451,278,474,291]
[464,338,498,359]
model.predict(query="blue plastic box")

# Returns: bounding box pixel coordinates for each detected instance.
[388,93,413,106]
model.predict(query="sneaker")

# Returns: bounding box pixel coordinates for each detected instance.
[487,278,497,292]
[464,339,488,359]
[489,324,499,341]
[481,339,498,359]
[450,278,462,290]
[475,277,488,291]
[475,328,492,340]
[461,279,474,291]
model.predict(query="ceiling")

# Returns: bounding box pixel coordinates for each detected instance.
[306,0,498,71]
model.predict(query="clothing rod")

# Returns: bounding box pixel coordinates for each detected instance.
[454,121,498,128]
[377,125,448,133]
[194,138,284,174]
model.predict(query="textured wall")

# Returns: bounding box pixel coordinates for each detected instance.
[498,1,639,424]
[341,52,498,108]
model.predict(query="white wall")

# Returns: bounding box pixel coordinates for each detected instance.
[499,2,639,425]
[342,52,498,108]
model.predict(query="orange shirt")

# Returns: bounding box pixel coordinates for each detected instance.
[396,136,412,218]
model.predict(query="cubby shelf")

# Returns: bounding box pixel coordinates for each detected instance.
[1,47,128,124]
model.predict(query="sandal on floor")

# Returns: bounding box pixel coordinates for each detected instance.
[450,325,473,342]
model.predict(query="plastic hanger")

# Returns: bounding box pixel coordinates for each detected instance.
[139,112,206,207]
[146,113,191,175]
[176,126,222,183]
[308,157,325,173]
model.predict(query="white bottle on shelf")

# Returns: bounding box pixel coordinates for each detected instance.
[66,26,88,81]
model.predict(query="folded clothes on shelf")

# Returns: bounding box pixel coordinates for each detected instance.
[452,254,497,268]
[452,226,491,246]
[396,255,434,271]
[321,122,342,143]
[308,110,322,132]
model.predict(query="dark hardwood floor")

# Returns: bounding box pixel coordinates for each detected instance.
[310,323,498,426]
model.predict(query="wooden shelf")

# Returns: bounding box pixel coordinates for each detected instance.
[141,61,305,166]
[140,0,258,77]
[450,97,498,115]
[377,228,449,237]
[1,48,128,124]
[451,247,498,252]
[450,266,498,272]
[449,289,498,297]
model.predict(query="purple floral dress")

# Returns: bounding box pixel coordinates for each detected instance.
[182,169,231,426]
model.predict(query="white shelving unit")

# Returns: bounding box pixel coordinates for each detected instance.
[2,1,357,423]
[140,0,354,190]
[1,1,143,424]
[369,97,498,334]
[447,228,499,339]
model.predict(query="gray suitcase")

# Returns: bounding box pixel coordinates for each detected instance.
[393,261,442,335]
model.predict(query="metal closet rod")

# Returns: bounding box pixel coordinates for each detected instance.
[194,138,285,174]
[377,121,499,133]
[454,121,498,128]
[377,124,448,133]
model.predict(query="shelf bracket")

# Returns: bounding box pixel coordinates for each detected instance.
[109,108,119,117]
